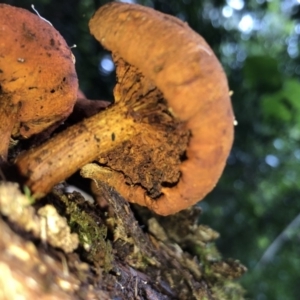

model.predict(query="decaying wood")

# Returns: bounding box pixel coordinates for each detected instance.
[0,182,246,299]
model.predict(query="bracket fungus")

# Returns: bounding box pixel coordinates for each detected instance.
[0,4,78,159]
[16,3,234,215]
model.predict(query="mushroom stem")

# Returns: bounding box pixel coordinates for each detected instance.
[15,102,139,196]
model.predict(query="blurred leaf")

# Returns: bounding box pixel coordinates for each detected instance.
[261,79,300,122]
[243,55,282,92]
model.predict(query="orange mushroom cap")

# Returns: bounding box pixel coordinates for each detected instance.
[0,4,78,152]
[89,3,234,215]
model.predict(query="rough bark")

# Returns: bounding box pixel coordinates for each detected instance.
[0,182,246,299]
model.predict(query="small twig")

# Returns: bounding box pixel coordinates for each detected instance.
[0,167,6,181]
[255,211,300,269]
[31,5,53,26]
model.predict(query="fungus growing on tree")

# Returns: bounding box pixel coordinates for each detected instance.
[0,4,78,159]
[16,2,234,215]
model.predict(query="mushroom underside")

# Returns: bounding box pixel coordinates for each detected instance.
[84,56,190,199]
[16,56,190,203]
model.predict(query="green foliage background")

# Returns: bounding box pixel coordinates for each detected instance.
[2,0,300,298]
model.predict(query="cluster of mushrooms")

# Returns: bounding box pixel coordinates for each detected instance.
[0,2,234,216]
